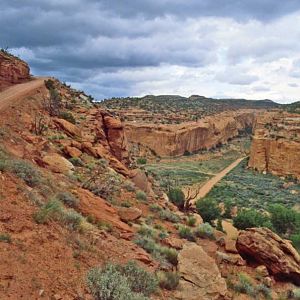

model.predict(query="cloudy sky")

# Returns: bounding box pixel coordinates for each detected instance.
[2,1,300,103]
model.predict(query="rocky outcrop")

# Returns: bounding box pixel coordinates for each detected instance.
[125,110,255,157]
[117,207,142,222]
[175,243,227,300]
[0,51,30,90]
[236,228,300,285]
[75,188,133,234]
[249,112,300,180]
[42,153,74,175]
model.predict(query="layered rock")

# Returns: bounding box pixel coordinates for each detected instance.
[0,51,30,90]
[249,112,300,180]
[236,228,300,285]
[175,243,227,300]
[125,110,255,157]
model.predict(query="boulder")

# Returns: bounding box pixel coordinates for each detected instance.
[255,265,269,277]
[53,118,82,138]
[117,207,142,222]
[225,238,238,254]
[130,169,154,195]
[64,146,82,158]
[175,243,227,300]
[42,153,74,175]
[236,228,300,285]
[162,237,184,250]
[75,188,133,234]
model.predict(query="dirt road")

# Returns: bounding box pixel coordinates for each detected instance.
[190,157,246,203]
[0,78,47,111]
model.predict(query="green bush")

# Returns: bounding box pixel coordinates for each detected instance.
[136,190,147,201]
[290,234,300,252]
[178,225,195,241]
[87,262,157,300]
[56,192,79,208]
[159,209,181,223]
[268,204,299,235]
[123,180,136,192]
[194,223,215,240]
[122,261,158,296]
[157,271,180,290]
[33,199,63,224]
[233,273,256,297]
[137,158,147,165]
[186,216,197,227]
[233,209,271,230]
[69,157,84,167]
[59,111,76,124]
[10,160,41,187]
[196,198,221,224]
[292,289,300,299]
[167,188,185,210]
[62,209,83,230]
[159,247,178,265]
[0,233,11,243]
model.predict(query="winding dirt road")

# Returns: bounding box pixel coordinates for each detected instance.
[0,78,47,111]
[190,156,246,204]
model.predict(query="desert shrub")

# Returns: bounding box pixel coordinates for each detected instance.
[123,180,136,192]
[194,223,215,240]
[62,209,83,230]
[122,261,158,296]
[233,273,256,297]
[69,157,84,167]
[292,289,300,299]
[0,233,11,243]
[178,225,195,241]
[186,215,196,227]
[149,204,162,213]
[136,190,147,201]
[138,225,158,239]
[33,199,63,224]
[159,247,178,265]
[290,234,300,252]
[59,111,76,124]
[196,198,221,224]
[157,271,180,290]
[233,209,271,230]
[56,192,79,208]
[0,149,9,172]
[134,235,178,266]
[216,218,224,232]
[10,160,41,187]
[87,262,157,300]
[268,204,299,235]
[159,209,181,223]
[167,188,185,210]
[256,284,272,299]
[137,158,147,165]
[87,264,139,300]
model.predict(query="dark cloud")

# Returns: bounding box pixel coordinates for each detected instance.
[1,0,299,101]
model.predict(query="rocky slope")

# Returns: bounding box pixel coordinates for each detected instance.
[125,110,255,157]
[0,50,30,90]
[249,111,300,180]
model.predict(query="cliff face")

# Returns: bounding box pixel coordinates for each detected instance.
[249,112,300,180]
[125,110,255,157]
[0,51,30,90]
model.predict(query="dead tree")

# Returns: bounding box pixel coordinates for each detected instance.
[184,186,201,212]
[31,113,48,136]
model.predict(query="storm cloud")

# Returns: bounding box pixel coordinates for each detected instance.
[1,0,300,102]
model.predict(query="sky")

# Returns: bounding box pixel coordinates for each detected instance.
[1,1,300,103]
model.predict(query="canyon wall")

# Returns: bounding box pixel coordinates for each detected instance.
[0,51,30,90]
[125,110,255,157]
[249,112,300,180]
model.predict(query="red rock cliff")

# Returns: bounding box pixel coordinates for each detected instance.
[125,110,255,157]
[0,51,30,90]
[249,111,300,180]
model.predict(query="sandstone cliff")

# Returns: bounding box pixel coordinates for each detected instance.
[125,110,255,157]
[0,50,30,90]
[249,111,300,180]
